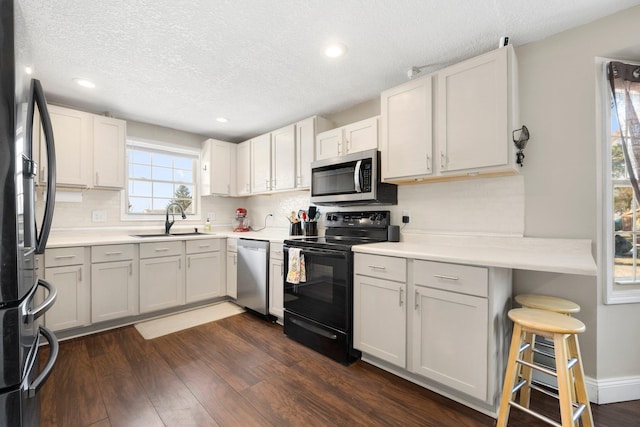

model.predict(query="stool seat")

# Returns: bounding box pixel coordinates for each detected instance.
[508,308,585,335]
[515,294,580,314]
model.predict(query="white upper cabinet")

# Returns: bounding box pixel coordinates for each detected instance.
[295,116,332,189]
[437,46,514,174]
[201,138,236,196]
[381,75,433,181]
[236,140,251,196]
[93,115,126,189]
[250,133,272,193]
[271,124,296,192]
[47,105,92,187]
[316,117,378,161]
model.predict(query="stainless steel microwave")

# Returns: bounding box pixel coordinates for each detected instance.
[310,149,397,206]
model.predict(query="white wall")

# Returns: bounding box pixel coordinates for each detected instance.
[514,5,640,399]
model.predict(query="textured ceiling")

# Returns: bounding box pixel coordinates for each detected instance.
[16,0,640,143]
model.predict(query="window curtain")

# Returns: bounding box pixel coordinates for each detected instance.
[608,61,640,201]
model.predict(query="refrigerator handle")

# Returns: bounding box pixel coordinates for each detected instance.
[27,279,57,323]
[31,79,56,254]
[28,326,59,398]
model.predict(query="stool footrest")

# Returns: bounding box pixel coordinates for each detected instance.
[519,342,531,354]
[511,379,527,395]
[533,346,555,358]
[517,357,557,378]
[508,401,562,427]
[572,403,586,423]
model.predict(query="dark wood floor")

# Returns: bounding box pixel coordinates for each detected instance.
[39,312,639,426]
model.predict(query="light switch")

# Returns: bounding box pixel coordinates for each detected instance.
[92,210,107,222]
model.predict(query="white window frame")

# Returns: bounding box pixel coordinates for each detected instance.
[121,138,201,221]
[597,57,640,304]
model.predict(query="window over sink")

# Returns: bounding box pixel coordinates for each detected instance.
[122,138,199,219]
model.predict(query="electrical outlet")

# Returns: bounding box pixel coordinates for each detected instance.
[92,210,107,222]
[402,210,410,224]
[207,212,215,221]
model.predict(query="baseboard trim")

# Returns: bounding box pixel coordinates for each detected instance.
[586,375,640,404]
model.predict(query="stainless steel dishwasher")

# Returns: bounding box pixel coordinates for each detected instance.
[236,238,270,317]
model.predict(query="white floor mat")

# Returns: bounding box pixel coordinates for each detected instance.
[134,302,245,340]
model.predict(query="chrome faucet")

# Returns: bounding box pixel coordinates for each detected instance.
[165,202,187,234]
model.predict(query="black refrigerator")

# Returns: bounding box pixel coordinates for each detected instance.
[1,1,59,425]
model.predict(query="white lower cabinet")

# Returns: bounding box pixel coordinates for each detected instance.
[226,238,238,298]
[91,244,138,323]
[44,247,90,331]
[353,253,511,412]
[354,254,407,367]
[139,241,185,313]
[185,239,223,303]
[269,243,284,321]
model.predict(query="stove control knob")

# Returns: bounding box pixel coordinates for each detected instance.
[375,213,386,221]
[327,214,338,222]
[369,213,377,221]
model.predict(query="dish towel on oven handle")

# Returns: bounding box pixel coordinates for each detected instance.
[286,248,306,284]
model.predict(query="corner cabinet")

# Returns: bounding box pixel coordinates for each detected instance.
[236,141,251,196]
[380,75,433,181]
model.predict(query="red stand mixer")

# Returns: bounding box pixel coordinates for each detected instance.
[233,208,250,232]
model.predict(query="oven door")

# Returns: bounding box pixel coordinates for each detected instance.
[283,245,352,332]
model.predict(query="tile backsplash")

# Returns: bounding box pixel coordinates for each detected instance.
[42,175,524,236]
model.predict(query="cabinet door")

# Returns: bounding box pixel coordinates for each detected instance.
[354,274,406,368]
[139,255,185,313]
[48,105,92,187]
[437,47,509,173]
[44,265,89,331]
[268,257,283,320]
[271,124,296,191]
[316,128,343,160]
[186,252,223,303]
[91,260,137,323]
[411,286,488,401]
[381,76,433,180]
[251,133,272,193]
[343,117,378,155]
[93,115,126,188]
[226,251,237,298]
[296,117,315,188]
[236,140,251,195]
[211,140,235,195]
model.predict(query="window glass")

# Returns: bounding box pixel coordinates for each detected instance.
[125,142,198,216]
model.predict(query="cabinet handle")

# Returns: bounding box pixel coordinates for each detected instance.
[188,257,191,268]
[367,265,386,270]
[427,155,431,171]
[202,164,207,172]
[234,254,237,265]
[415,290,419,309]
[178,258,182,269]
[155,248,170,252]
[129,263,132,276]
[54,255,76,260]
[433,274,460,281]
[95,172,99,186]
[272,179,276,189]
[440,152,447,169]
[265,178,270,190]
[399,287,404,306]
[77,267,82,282]
[105,251,123,256]
[346,139,351,152]
[198,244,210,248]
[280,263,283,276]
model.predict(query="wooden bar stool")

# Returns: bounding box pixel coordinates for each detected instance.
[515,294,581,407]
[496,308,593,427]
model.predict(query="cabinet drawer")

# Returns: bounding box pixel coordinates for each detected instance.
[414,260,488,297]
[45,247,85,267]
[92,244,135,263]
[139,240,183,259]
[186,238,221,254]
[355,253,406,282]
[270,242,283,260]
[227,238,238,252]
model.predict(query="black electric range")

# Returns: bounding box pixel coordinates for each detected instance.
[282,211,390,364]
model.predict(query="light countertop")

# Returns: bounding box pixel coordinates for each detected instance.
[352,234,597,276]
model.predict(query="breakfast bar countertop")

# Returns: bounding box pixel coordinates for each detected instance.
[352,233,597,276]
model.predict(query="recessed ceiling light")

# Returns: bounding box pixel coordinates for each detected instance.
[73,78,96,88]
[25,66,33,75]
[216,117,228,123]
[325,43,347,58]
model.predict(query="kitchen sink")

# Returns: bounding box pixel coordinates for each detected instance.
[130,232,208,238]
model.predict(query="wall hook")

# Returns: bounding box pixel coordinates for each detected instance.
[512,125,530,167]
